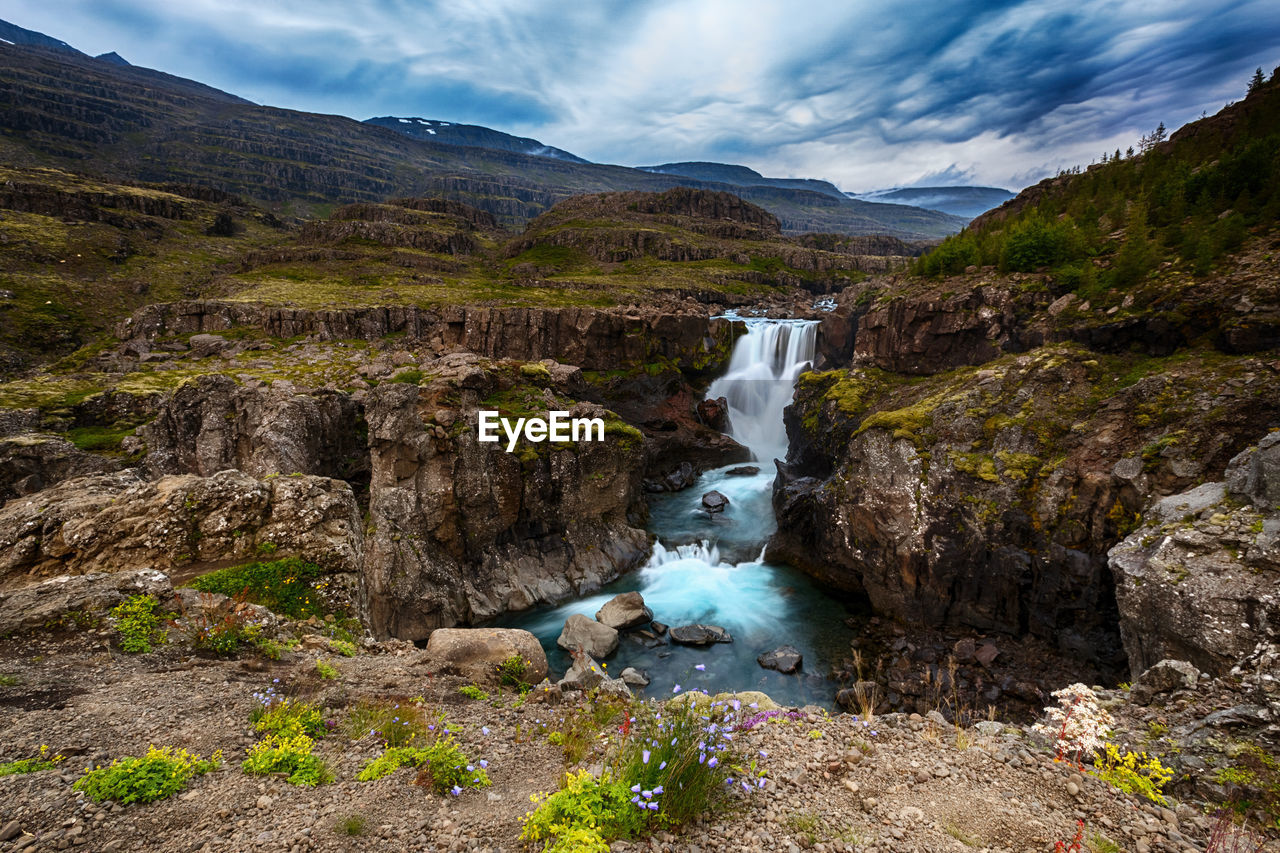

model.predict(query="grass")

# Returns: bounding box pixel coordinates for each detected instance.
[337,815,367,837]
[184,557,327,619]
[0,674,18,686]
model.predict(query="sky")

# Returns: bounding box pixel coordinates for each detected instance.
[6,0,1280,193]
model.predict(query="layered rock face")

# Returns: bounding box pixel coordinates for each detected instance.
[1110,433,1280,676]
[774,346,1280,673]
[117,301,739,375]
[0,434,117,501]
[0,468,361,588]
[361,379,650,641]
[139,374,366,481]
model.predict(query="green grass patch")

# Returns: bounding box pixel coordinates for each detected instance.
[184,557,326,619]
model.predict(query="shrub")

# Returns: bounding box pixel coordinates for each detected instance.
[0,745,63,776]
[1093,744,1173,805]
[186,558,326,619]
[111,595,166,653]
[1002,215,1085,272]
[75,746,221,804]
[242,733,330,786]
[498,655,532,691]
[316,659,339,680]
[521,769,651,853]
[345,699,443,748]
[337,814,367,836]
[357,738,491,794]
[328,638,357,657]
[251,698,326,740]
[459,685,488,701]
[1032,683,1114,767]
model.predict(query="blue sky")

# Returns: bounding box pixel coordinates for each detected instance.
[6,0,1279,192]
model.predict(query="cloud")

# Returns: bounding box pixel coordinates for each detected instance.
[4,0,1278,191]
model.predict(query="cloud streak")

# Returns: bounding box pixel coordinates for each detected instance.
[5,0,1278,192]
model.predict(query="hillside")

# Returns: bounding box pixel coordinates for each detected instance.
[0,31,965,240]
[365,116,590,164]
[849,186,1016,219]
[639,161,848,200]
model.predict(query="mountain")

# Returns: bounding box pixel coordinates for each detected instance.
[847,185,1015,219]
[366,116,590,163]
[639,161,848,200]
[0,20,966,239]
[0,18,80,53]
[95,51,130,66]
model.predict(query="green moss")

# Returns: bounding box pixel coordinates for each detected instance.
[64,425,137,454]
[951,451,1000,482]
[995,451,1042,481]
[854,397,936,448]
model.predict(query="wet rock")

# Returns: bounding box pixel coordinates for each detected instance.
[701,490,730,513]
[695,396,730,432]
[757,645,803,673]
[620,667,650,687]
[646,461,697,493]
[726,466,761,476]
[595,591,653,631]
[422,627,549,684]
[0,569,171,636]
[1130,659,1200,705]
[669,624,732,646]
[556,613,619,658]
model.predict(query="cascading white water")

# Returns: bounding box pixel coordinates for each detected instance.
[500,316,850,707]
[705,319,818,463]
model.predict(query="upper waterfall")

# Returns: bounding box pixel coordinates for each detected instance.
[705,318,818,463]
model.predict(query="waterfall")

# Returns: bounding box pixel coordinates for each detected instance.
[706,318,818,463]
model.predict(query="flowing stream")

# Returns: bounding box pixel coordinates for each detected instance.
[500,317,855,707]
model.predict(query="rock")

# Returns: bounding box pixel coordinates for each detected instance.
[975,643,1000,667]
[669,624,732,646]
[1225,431,1280,509]
[0,820,22,842]
[557,613,619,658]
[560,653,606,691]
[757,645,803,673]
[0,434,118,503]
[596,677,633,699]
[1130,659,1200,705]
[725,466,761,476]
[695,397,730,431]
[974,721,1003,737]
[652,461,697,493]
[620,667,650,687]
[701,490,730,513]
[0,569,172,636]
[362,382,651,641]
[651,621,668,635]
[0,469,362,587]
[422,628,549,684]
[595,592,653,631]
[256,795,273,809]
[925,710,949,727]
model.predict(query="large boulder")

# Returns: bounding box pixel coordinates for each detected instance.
[0,469,362,589]
[422,627,549,684]
[669,624,732,646]
[556,613,619,658]
[1129,659,1200,705]
[0,569,172,636]
[757,645,803,674]
[595,591,653,631]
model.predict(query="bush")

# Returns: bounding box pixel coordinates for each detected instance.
[186,558,326,619]
[251,698,327,740]
[316,659,339,680]
[242,733,330,786]
[1001,215,1085,272]
[75,746,221,804]
[0,745,63,776]
[111,595,166,653]
[1093,744,1173,805]
[497,655,532,691]
[459,685,488,701]
[357,738,490,794]
[521,769,651,853]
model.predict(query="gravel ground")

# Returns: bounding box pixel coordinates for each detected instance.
[0,625,1252,852]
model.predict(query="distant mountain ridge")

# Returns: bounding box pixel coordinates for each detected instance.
[848,186,1015,219]
[638,161,848,200]
[0,17,967,239]
[365,116,590,164]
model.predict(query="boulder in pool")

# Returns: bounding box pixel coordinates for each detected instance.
[595,591,653,630]
[725,466,760,477]
[556,613,619,657]
[701,490,730,513]
[669,623,733,646]
[757,645,803,674]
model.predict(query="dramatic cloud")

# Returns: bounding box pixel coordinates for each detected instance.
[6,0,1279,192]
